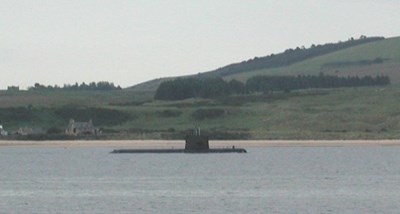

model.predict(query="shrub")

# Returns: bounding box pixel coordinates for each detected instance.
[191,108,225,120]
[54,107,132,126]
[0,107,33,122]
[47,127,63,134]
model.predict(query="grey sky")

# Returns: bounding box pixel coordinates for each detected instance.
[1,0,399,89]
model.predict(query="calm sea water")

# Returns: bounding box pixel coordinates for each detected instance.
[1,145,400,213]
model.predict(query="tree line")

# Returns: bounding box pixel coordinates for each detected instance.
[28,81,122,91]
[246,74,390,93]
[154,78,245,100]
[200,36,385,77]
[154,74,390,100]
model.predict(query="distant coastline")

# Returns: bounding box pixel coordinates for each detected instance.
[1,140,400,148]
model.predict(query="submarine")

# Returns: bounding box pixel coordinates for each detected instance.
[111,127,246,154]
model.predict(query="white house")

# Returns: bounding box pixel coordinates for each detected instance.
[0,125,8,136]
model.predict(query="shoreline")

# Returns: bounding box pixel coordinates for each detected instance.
[1,139,400,148]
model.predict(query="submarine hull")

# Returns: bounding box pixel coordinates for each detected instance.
[111,148,247,154]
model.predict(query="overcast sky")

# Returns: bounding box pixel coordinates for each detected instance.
[1,0,399,89]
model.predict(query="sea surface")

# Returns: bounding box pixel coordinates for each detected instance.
[1,145,400,213]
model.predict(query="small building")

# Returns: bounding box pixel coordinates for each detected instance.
[65,119,100,136]
[0,125,8,136]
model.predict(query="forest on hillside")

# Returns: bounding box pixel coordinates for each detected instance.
[154,74,390,100]
[201,36,385,77]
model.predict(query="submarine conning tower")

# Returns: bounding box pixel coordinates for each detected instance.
[185,126,209,151]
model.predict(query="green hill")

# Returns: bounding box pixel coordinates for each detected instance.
[132,36,400,91]
[128,77,172,92]
[3,85,400,140]
[226,36,400,83]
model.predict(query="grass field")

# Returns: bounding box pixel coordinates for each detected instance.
[2,84,400,140]
[226,37,400,83]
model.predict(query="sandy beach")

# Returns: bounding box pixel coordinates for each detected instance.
[1,139,400,148]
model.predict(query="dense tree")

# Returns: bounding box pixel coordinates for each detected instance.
[154,77,232,100]
[155,74,390,101]
[228,79,246,94]
[246,74,390,93]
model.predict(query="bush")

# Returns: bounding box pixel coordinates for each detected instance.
[0,107,33,122]
[47,127,63,134]
[192,109,226,120]
[54,107,132,126]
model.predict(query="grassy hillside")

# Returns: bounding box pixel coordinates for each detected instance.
[0,90,152,131]
[115,85,400,140]
[0,90,152,108]
[132,36,400,91]
[2,84,400,140]
[128,77,173,92]
[226,37,400,83]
